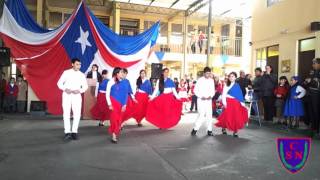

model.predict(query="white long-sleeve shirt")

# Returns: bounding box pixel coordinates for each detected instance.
[105,78,115,106]
[221,82,233,107]
[57,69,88,93]
[295,85,306,99]
[194,76,215,99]
[150,79,180,100]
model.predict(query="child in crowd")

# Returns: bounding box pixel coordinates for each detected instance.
[284,76,306,128]
[273,76,289,124]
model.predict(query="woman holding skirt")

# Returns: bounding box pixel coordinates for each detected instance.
[132,70,152,126]
[90,70,110,126]
[146,68,182,129]
[106,67,129,143]
[215,72,248,137]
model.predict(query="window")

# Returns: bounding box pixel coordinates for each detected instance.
[221,24,230,37]
[171,23,183,44]
[158,22,168,44]
[144,21,155,31]
[300,37,315,52]
[63,13,71,22]
[198,25,208,34]
[49,12,62,28]
[267,45,279,57]
[267,0,281,7]
[256,48,267,68]
[120,19,139,36]
[11,63,17,80]
[172,23,182,34]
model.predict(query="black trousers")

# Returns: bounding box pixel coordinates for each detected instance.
[309,93,320,133]
[190,95,197,111]
[262,96,275,121]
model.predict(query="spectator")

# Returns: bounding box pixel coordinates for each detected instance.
[261,65,278,121]
[237,70,252,98]
[273,76,289,124]
[252,68,263,116]
[306,58,320,137]
[16,75,28,113]
[0,72,7,112]
[86,64,102,82]
[4,77,18,113]
[190,31,197,54]
[173,77,179,92]
[284,76,306,129]
[189,80,197,112]
[198,30,205,53]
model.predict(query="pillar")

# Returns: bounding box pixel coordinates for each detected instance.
[36,0,44,26]
[112,2,120,34]
[182,12,188,78]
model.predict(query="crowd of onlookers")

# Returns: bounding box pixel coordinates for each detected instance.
[173,59,320,137]
[0,73,28,113]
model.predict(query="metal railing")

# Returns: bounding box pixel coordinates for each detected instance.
[154,36,242,57]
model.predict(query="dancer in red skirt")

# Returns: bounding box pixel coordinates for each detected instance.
[106,67,129,143]
[90,70,110,126]
[215,72,248,138]
[121,68,138,126]
[132,69,152,127]
[146,68,182,129]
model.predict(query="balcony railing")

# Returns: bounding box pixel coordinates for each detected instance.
[154,36,242,57]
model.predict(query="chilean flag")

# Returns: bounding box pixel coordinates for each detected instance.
[0,0,159,114]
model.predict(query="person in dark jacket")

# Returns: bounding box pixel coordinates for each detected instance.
[236,70,252,98]
[261,65,278,121]
[306,58,320,138]
[86,64,102,83]
[251,68,263,115]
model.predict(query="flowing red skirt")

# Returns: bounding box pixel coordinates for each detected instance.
[90,92,110,121]
[132,92,149,124]
[122,96,136,123]
[180,97,190,102]
[108,97,123,135]
[146,93,182,129]
[215,98,248,133]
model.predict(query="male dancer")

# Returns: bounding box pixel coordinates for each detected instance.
[57,58,88,141]
[191,67,216,136]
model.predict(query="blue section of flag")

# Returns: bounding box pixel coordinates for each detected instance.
[155,51,165,61]
[60,3,97,72]
[5,0,51,33]
[88,8,159,55]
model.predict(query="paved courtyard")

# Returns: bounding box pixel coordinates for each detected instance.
[0,113,319,180]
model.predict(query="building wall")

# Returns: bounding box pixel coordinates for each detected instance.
[251,0,320,77]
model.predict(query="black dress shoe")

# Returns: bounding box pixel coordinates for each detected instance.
[64,133,72,141]
[111,139,118,144]
[98,122,104,127]
[71,133,79,140]
[222,129,227,135]
[191,129,197,136]
[137,123,143,127]
[233,133,239,138]
[207,131,213,136]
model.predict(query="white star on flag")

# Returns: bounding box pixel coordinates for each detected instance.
[75,26,92,55]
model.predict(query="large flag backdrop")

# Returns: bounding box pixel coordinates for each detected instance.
[0,0,159,115]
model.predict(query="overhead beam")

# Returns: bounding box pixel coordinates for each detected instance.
[143,0,156,13]
[186,0,204,11]
[187,0,209,16]
[169,0,180,8]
